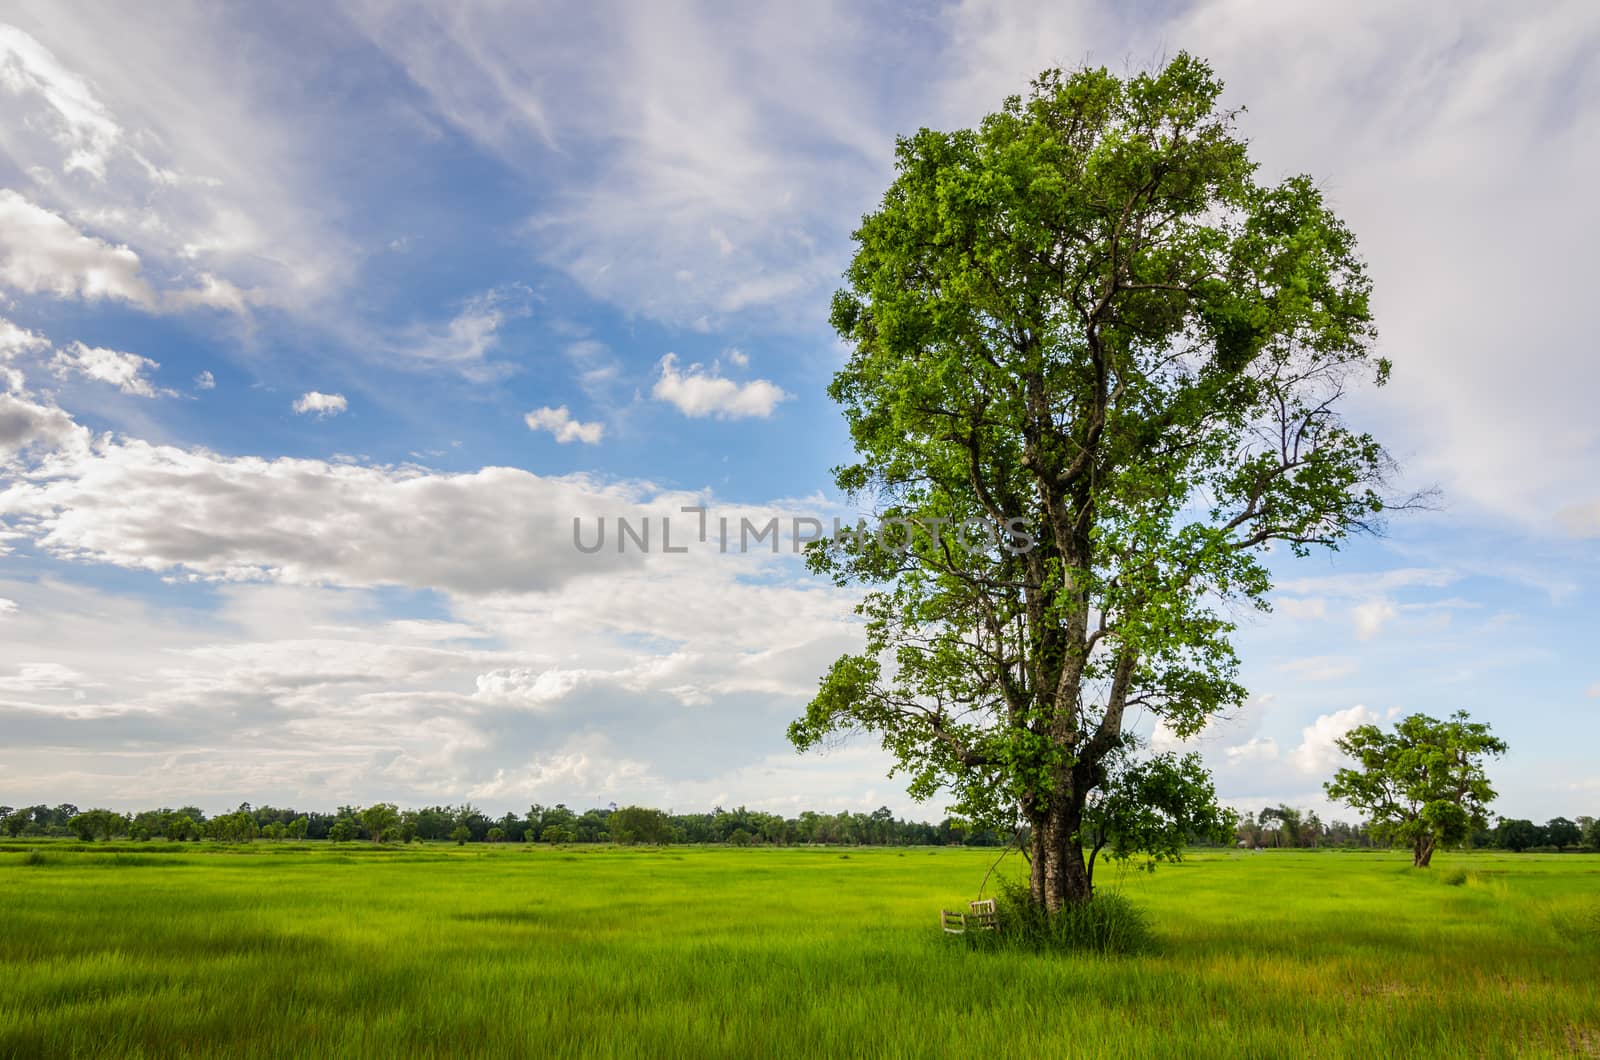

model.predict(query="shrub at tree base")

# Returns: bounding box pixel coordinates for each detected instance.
[969,878,1152,956]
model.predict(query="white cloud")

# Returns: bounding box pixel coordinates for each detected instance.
[0,317,50,359]
[0,16,351,312]
[1224,737,1280,765]
[525,405,604,445]
[50,341,166,397]
[292,391,347,417]
[0,597,17,616]
[392,288,526,379]
[0,423,734,595]
[0,392,83,459]
[941,1,1600,531]
[194,370,215,391]
[0,189,154,305]
[652,353,789,420]
[0,661,96,693]
[346,0,896,327]
[1289,705,1379,775]
[1351,598,1398,641]
[725,347,749,367]
[0,24,122,180]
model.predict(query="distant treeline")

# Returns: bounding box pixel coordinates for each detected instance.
[0,801,1015,846]
[6,800,1594,852]
[1235,805,1599,853]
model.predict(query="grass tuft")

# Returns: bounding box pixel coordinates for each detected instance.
[973,877,1152,956]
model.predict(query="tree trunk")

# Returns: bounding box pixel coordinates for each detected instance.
[1412,837,1435,868]
[1028,796,1093,910]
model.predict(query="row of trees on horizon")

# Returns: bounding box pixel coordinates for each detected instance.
[1233,805,1599,853]
[5,800,1596,854]
[1,802,1011,847]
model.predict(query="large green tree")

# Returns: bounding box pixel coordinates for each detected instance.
[789,54,1403,910]
[1325,712,1507,867]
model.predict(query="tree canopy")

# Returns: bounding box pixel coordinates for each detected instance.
[1080,742,1235,888]
[789,52,1403,909]
[1325,711,1507,867]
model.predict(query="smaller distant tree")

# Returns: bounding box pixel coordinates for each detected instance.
[359,803,402,845]
[542,824,576,844]
[3,811,27,838]
[166,814,198,842]
[451,825,471,845]
[609,806,672,846]
[1543,817,1581,850]
[68,812,98,842]
[1082,746,1235,890]
[486,827,506,843]
[287,816,309,841]
[262,822,286,841]
[329,820,356,843]
[1326,711,1507,868]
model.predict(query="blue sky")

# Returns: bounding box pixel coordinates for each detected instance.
[0,1,1596,822]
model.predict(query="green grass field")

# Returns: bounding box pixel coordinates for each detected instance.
[3,843,1597,1059]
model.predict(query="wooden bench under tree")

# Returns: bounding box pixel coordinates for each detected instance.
[941,899,999,934]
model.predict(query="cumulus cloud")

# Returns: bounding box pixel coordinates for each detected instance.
[525,405,604,445]
[194,370,215,391]
[0,317,50,359]
[0,392,83,459]
[1289,705,1379,775]
[1224,737,1280,765]
[0,191,248,314]
[50,341,166,397]
[652,353,788,419]
[292,391,347,417]
[0,426,739,595]
[0,190,154,304]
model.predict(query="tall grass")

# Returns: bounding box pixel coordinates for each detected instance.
[971,876,1152,955]
[2,844,1597,1058]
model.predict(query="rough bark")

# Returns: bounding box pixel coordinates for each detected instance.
[1029,791,1094,910]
